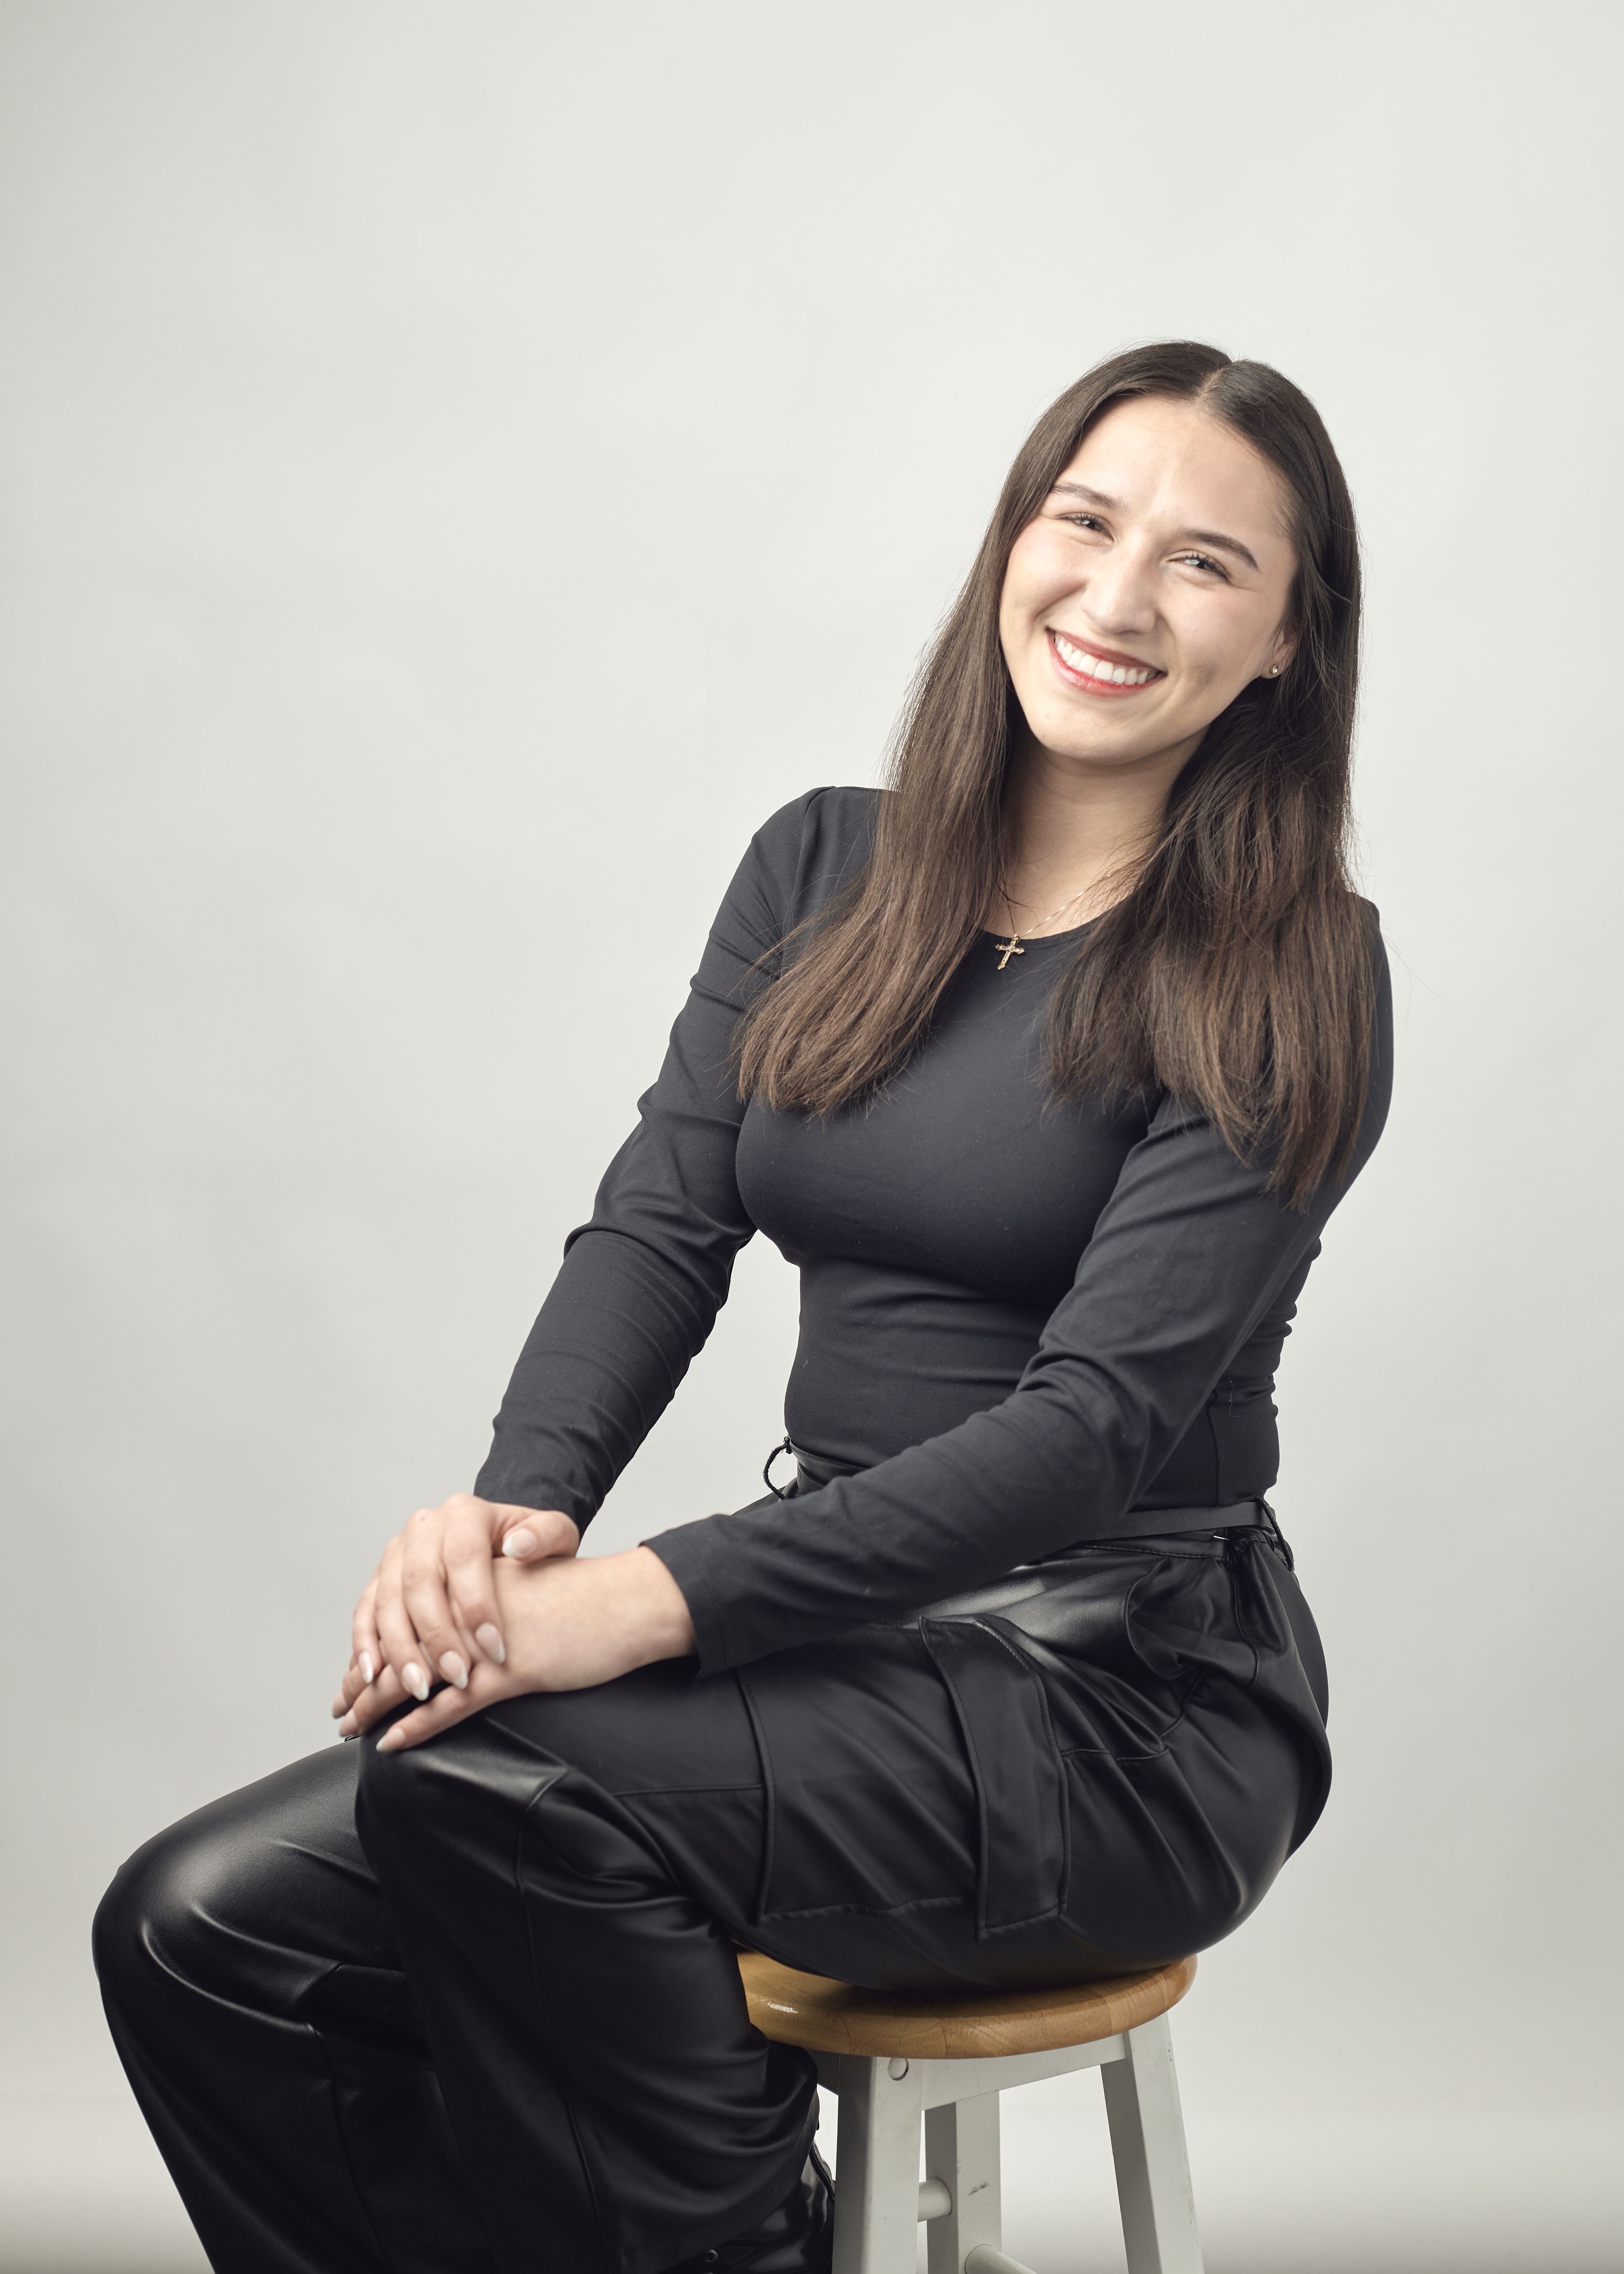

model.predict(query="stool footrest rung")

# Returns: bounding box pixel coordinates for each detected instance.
[964,2249,1037,2274]
[917,2178,952,2221]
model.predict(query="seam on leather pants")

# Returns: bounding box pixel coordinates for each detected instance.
[1056,1670,1211,1764]
[309,2013,402,2274]
[1222,1533,1264,1692]
[517,1767,616,2274]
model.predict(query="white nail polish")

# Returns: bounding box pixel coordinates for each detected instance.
[503,1529,538,1559]
[359,1652,375,1686]
[439,1652,468,1690]
[476,1623,506,1666]
[403,1662,430,1702]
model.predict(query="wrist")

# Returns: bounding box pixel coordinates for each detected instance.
[622,1546,697,1662]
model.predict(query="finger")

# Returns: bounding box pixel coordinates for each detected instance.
[500,1508,581,1564]
[339,1661,409,1739]
[350,1570,383,1693]
[440,1494,508,1665]
[337,1656,371,1712]
[373,1531,435,1702]
[375,1662,510,1753]
[399,1506,475,1696]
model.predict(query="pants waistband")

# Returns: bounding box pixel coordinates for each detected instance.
[765,1437,1277,1545]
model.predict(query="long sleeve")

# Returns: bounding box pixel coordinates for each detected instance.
[471,788,865,1525]
[648,943,1394,1672]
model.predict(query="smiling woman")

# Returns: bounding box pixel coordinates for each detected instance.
[740,346,1371,1208]
[94,342,1391,2274]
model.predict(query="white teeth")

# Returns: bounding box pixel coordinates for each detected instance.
[1055,632,1155,685]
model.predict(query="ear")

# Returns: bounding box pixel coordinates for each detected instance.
[1260,626,1298,682]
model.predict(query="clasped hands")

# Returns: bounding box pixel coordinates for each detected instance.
[332,1494,697,1753]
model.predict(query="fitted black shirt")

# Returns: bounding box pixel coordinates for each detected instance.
[474,787,1393,1673]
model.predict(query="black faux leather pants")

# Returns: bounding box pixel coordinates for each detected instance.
[94,1531,1327,2274]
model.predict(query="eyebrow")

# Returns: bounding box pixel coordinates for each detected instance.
[1049,481,1261,574]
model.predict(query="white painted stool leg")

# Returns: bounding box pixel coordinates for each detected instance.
[1100,2013,1204,2274]
[924,2090,1002,2274]
[831,2055,926,2274]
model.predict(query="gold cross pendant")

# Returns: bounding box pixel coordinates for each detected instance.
[994,932,1024,970]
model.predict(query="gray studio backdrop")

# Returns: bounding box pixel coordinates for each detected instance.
[3,2,1621,2268]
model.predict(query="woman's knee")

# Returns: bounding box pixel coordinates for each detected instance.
[353,1721,469,1881]
[93,1809,229,2005]
[355,1700,655,1892]
[94,1746,366,2008]
[354,1691,606,1856]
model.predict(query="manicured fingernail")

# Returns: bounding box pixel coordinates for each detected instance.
[377,1727,402,1751]
[439,1652,468,1690]
[402,1661,430,1702]
[332,1694,348,1718]
[337,1712,357,1737]
[476,1623,506,1666]
[359,1652,375,1686]
[503,1529,537,1559]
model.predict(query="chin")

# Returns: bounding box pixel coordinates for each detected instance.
[1039,721,1153,765]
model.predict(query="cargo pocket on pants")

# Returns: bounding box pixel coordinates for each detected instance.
[918,1616,1069,1936]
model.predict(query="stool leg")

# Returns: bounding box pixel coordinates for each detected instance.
[1100,2013,1204,2274]
[924,2091,1002,2273]
[831,2054,926,2274]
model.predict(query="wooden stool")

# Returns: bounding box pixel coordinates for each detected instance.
[739,1950,1203,2274]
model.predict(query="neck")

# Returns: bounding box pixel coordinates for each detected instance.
[993,728,1194,934]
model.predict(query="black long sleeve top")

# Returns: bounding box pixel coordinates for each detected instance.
[474,786,1393,1675]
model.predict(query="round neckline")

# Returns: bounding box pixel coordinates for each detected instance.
[979,916,1097,948]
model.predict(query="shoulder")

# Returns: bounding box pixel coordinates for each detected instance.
[749,784,880,870]
[736,785,882,934]
[1352,894,1392,1001]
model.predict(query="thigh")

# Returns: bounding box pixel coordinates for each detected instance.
[460,1635,981,1924]
[448,1638,1011,1993]
[516,1622,1300,1995]
[363,1612,1302,2003]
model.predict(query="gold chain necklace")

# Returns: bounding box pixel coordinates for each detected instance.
[991,881,1091,971]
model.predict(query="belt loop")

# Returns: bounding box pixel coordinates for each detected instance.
[762,1438,797,1501]
[1259,1497,1295,1571]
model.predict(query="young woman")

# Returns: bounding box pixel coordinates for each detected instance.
[96,341,1391,2274]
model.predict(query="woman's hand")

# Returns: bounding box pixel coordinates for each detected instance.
[334,1493,580,1720]
[335,1546,698,1750]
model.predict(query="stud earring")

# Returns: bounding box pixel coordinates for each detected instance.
[1269,665,1281,676]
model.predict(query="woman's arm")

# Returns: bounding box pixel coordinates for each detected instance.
[338,788,873,1714]
[647,928,1396,1672]
[472,786,870,1522]
[340,1544,697,1751]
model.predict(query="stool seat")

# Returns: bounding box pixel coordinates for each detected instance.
[739,1950,1196,2060]
[736,1950,1206,2272]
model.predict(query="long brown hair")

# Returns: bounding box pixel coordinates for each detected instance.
[736,341,1372,1206]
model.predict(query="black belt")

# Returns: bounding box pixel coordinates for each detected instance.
[763,1436,1278,1546]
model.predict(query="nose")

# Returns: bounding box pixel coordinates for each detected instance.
[1073,540,1158,640]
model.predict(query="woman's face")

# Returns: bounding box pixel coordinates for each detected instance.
[999,394,1300,775]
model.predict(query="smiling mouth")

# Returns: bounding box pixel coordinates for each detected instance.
[1048,628,1165,694]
